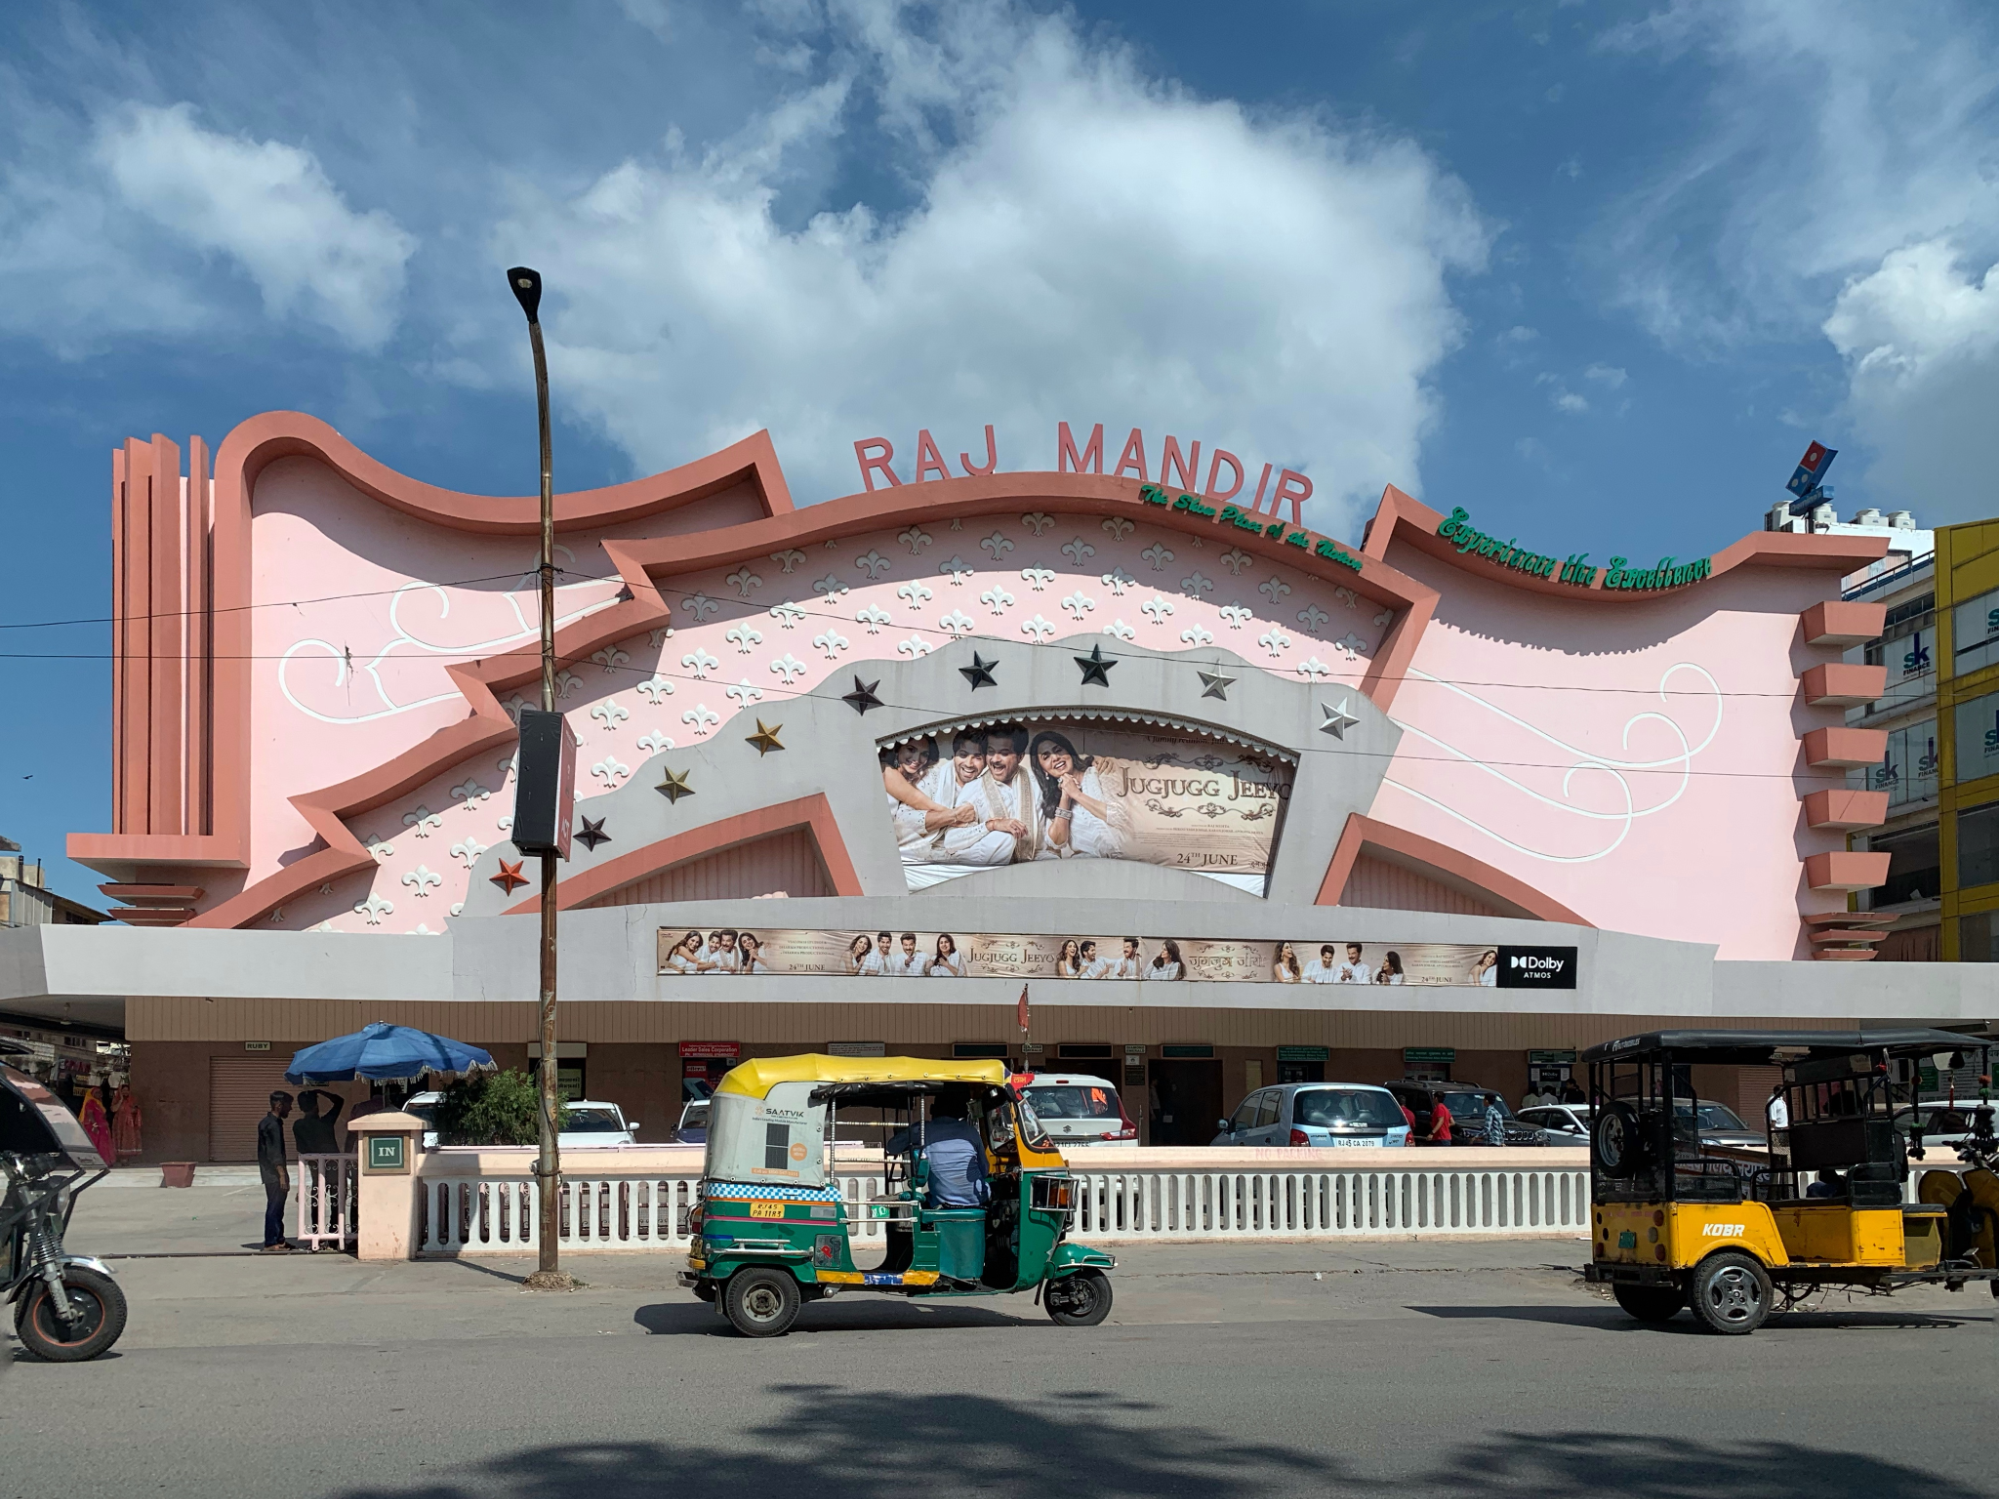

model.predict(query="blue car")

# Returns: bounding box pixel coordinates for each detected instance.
[1211,1082,1412,1147]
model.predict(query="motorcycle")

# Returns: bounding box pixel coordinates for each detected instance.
[2,1042,126,1360]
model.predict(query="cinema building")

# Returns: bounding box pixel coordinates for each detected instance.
[5,414,1995,1160]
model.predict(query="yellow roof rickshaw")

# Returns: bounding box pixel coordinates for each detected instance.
[676,1055,1114,1337]
[1583,1028,1996,1334]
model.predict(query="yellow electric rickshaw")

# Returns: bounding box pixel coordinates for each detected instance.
[1583,1028,1997,1334]
[678,1056,1115,1337]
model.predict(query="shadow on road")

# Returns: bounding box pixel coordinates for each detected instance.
[1417,1431,1973,1498]
[338,1387,1970,1498]
[632,1299,1024,1337]
[1410,1303,1977,1332]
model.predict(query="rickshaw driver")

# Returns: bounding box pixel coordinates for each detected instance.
[883,1085,990,1207]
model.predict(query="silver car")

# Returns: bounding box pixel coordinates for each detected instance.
[1211,1083,1412,1148]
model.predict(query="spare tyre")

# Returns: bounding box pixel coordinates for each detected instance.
[1593,1101,1649,1175]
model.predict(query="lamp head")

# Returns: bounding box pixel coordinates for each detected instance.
[507,266,543,323]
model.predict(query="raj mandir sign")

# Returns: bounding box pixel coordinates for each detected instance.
[853,422,1360,570]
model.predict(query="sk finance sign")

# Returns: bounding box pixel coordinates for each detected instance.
[852,423,1361,571]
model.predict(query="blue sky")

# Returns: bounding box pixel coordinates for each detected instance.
[4,0,1997,902]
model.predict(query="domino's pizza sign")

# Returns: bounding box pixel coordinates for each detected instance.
[1496,946,1579,989]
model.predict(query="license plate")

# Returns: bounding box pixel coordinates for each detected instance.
[749,1201,786,1220]
[1327,1137,1376,1147]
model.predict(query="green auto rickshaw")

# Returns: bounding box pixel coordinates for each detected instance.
[678,1055,1115,1337]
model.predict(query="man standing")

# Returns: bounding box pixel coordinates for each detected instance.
[259,1090,294,1253]
[292,1090,344,1242]
[1482,1093,1508,1148]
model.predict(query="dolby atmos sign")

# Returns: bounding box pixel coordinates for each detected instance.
[1495,946,1578,989]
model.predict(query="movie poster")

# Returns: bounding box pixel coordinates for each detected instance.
[657,929,1571,989]
[878,718,1292,894]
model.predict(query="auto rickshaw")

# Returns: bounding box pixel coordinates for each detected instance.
[677,1056,1115,1337]
[1582,1028,1997,1334]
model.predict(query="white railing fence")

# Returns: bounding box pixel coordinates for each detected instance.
[410,1160,1587,1256]
[295,1154,356,1250]
[1068,1166,1589,1238]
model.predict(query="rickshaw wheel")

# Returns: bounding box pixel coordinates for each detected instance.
[1046,1269,1112,1327]
[13,1267,127,1362]
[1612,1283,1684,1324]
[1688,1251,1771,1335]
[724,1268,801,1337]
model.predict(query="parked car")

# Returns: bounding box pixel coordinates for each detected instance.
[1521,1098,1767,1152]
[402,1092,639,1149]
[1518,1103,1591,1142]
[1211,1083,1412,1147]
[1014,1072,1138,1146]
[674,1099,711,1144]
[1671,1098,1766,1152]
[1381,1081,1550,1146]
[1899,1100,1995,1152]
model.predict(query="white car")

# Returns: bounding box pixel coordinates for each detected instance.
[403,1092,639,1149]
[1518,1103,1592,1142]
[1015,1072,1137,1146]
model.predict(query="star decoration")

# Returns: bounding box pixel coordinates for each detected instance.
[1074,643,1115,687]
[746,719,785,755]
[576,815,610,852]
[1198,669,1235,701]
[843,676,883,715]
[960,652,999,690]
[1319,698,1361,739]
[656,767,694,804]
[490,859,528,895]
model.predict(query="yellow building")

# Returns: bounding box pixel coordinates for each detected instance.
[1933,519,1999,960]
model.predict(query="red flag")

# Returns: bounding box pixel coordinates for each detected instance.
[1017,983,1030,1036]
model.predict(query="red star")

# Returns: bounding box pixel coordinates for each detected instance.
[490,859,528,895]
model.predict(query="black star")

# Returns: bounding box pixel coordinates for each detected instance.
[842,676,883,714]
[959,652,999,690]
[575,815,610,852]
[1074,643,1115,687]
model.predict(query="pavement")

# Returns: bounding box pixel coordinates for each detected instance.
[2,1186,1995,1497]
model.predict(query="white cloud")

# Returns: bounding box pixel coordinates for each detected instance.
[490,0,1487,527]
[1553,391,1589,414]
[1591,0,1999,513]
[1824,240,1999,513]
[0,101,414,352]
[1583,363,1626,387]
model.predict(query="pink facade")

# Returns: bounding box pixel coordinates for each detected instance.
[74,415,1890,959]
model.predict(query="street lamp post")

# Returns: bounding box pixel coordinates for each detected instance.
[507,265,571,1290]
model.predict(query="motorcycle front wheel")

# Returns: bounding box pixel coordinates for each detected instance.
[14,1266,127,1362]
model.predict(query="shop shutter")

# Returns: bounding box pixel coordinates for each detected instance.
[208,1057,298,1162]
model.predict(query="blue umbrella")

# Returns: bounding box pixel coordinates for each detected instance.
[285,1022,495,1086]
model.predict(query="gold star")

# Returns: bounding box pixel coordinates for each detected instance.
[746,719,785,755]
[655,766,694,803]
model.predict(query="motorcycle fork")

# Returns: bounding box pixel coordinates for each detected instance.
[26,1223,76,1325]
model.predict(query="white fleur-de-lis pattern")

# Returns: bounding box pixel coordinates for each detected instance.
[303,510,1368,932]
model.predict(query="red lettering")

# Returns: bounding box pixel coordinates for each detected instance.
[960,425,998,477]
[1058,422,1104,474]
[855,437,901,491]
[1248,462,1273,515]
[1272,468,1311,526]
[1160,435,1201,492]
[913,429,951,483]
[1112,427,1148,483]
[1203,448,1244,503]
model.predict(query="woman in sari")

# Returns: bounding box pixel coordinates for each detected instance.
[78,1086,116,1166]
[112,1084,143,1160]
